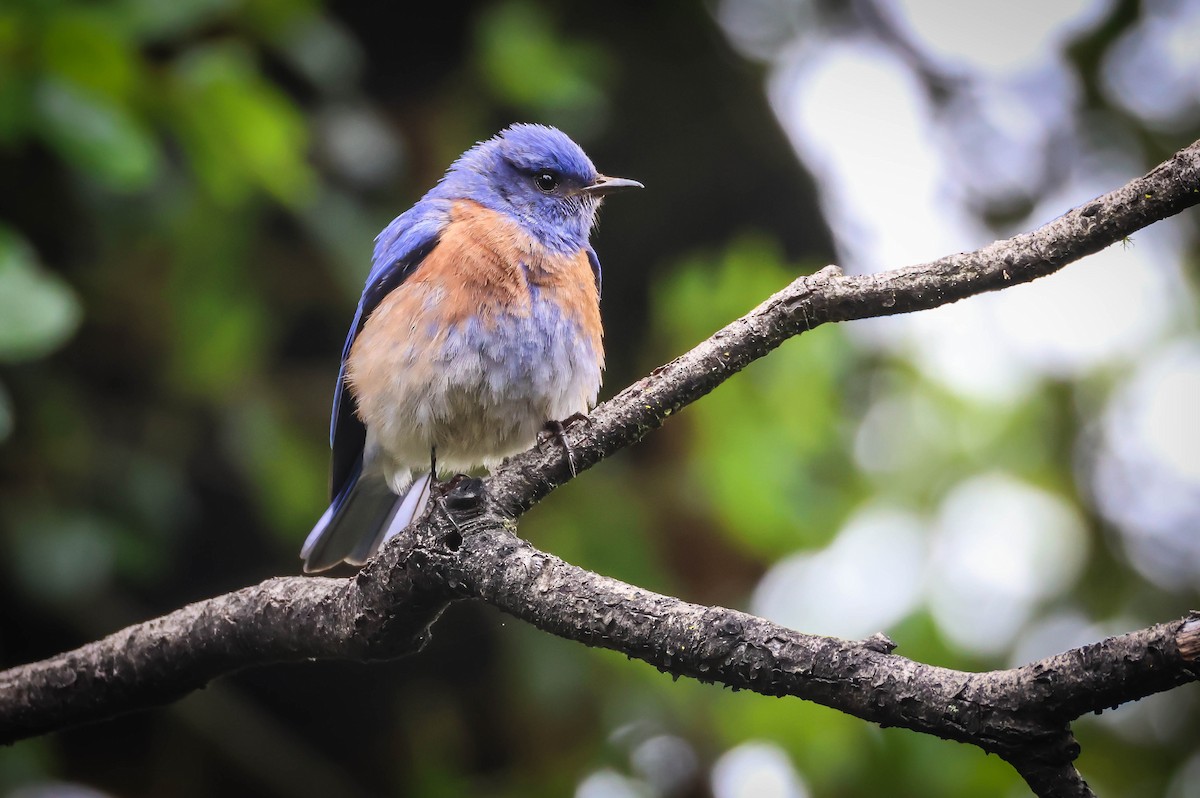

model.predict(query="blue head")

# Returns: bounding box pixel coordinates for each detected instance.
[432,124,642,253]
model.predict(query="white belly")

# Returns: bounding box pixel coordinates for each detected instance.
[357,294,602,492]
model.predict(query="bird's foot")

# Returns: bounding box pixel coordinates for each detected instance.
[431,472,471,496]
[430,474,484,543]
[541,413,591,478]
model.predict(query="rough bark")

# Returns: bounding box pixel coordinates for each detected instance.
[2,140,1199,798]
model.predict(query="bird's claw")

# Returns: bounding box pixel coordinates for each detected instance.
[431,473,474,537]
[542,414,590,478]
[431,472,471,496]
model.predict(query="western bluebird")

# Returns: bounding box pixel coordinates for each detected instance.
[302,124,642,573]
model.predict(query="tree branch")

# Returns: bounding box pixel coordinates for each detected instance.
[433,512,1196,792]
[3,140,1199,797]
[0,566,455,742]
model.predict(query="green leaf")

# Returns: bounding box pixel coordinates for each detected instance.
[168,43,314,207]
[475,0,611,125]
[0,11,32,142]
[34,77,161,190]
[0,226,81,362]
[40,9,139,102]
[242,0,319,37]
[165,199,269,396]
[113,0,235,40]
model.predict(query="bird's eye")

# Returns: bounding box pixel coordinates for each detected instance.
[534,171,559,193]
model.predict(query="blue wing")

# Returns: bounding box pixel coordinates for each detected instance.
[328,202,448,500]
[586,245,602,296]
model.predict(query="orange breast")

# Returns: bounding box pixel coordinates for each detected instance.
[344,199,605,467]
[405,200,602,354]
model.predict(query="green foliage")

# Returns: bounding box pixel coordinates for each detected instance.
[654,235,858,556]
[0,739,55,794]
[165,197,270,396]
[36,77,161,190]
[474,0,612,129]
[525,465,669,593]
[0,226,80,364]
[229,393,329,538]
[168,43,314,207]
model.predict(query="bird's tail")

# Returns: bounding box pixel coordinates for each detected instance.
[301,467,433,573]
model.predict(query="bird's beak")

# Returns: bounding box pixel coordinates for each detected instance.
[582,174,644,195]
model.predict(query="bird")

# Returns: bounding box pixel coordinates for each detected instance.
[301,123,642,573]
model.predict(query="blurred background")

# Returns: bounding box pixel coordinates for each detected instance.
[1,0,1198,796]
